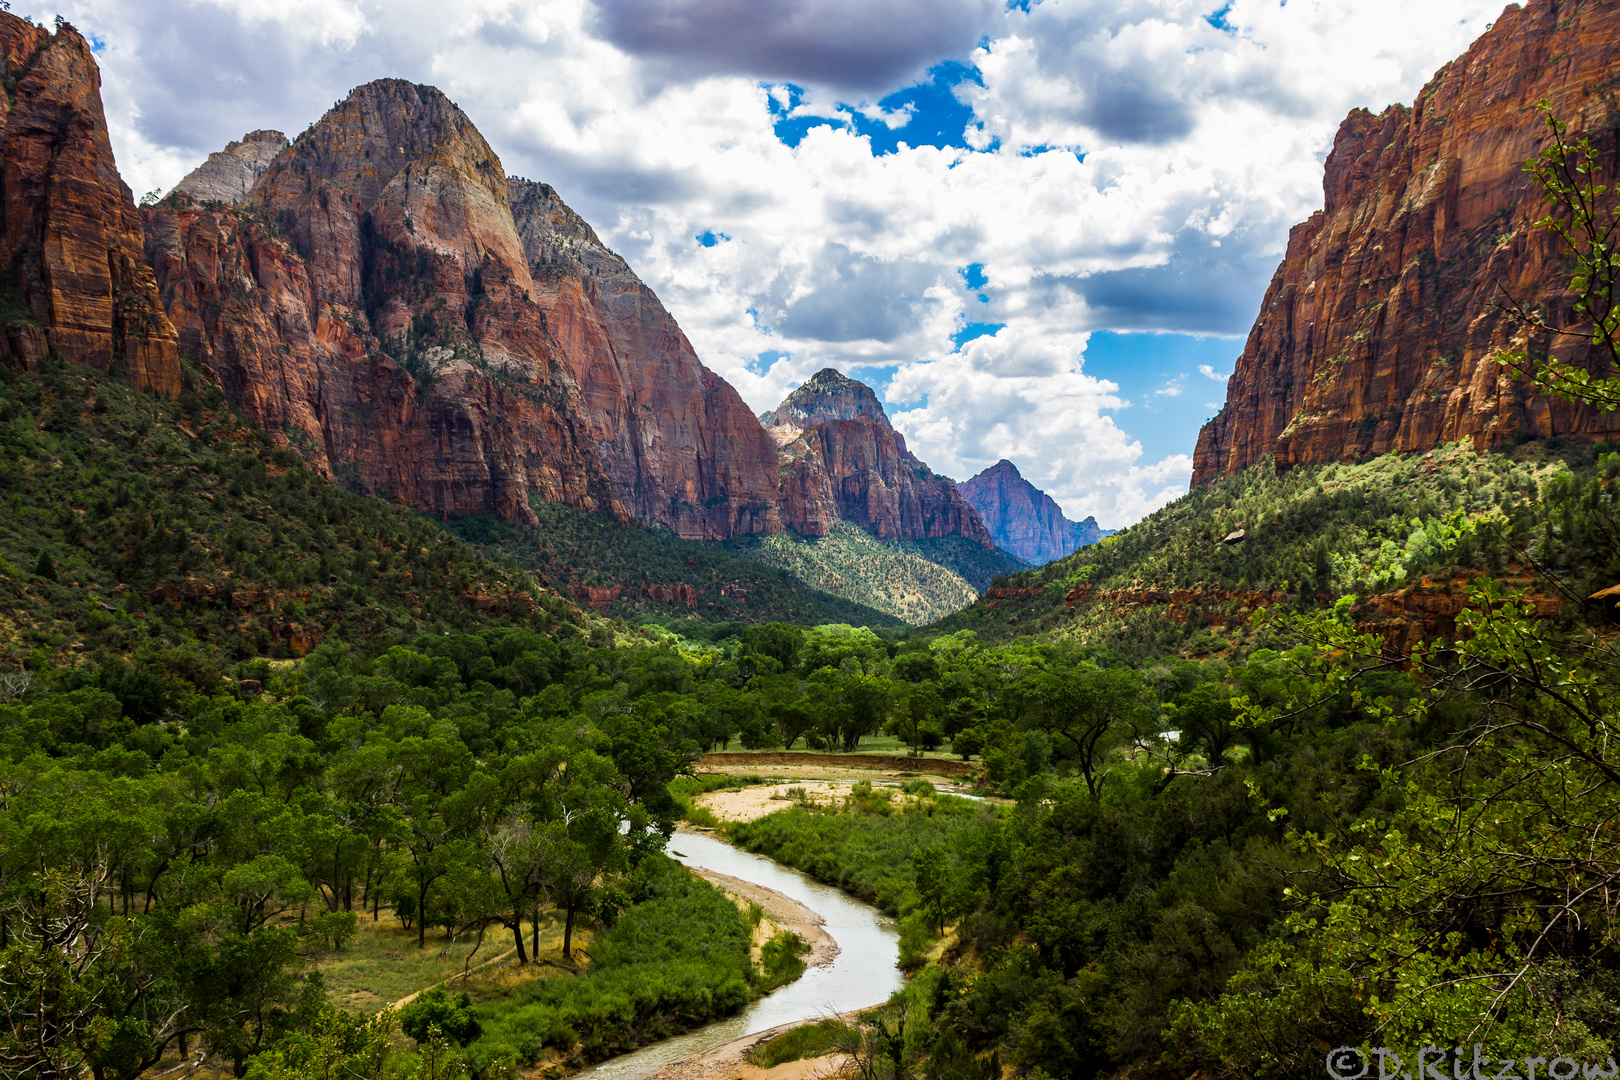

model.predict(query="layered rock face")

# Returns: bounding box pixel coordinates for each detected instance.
[762,368,995,545]
[0,15,180,395]
[172,130,287,205]
[144,81,617,522]
[1193,0,1620,486]
[506,180,782,538]
[957,459,1106,565]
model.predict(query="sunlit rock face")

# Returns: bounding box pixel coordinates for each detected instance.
[0,15,181,396]
[1194,0,1620,486]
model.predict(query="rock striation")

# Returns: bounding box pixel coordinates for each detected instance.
[1193,0,1620,486]
[0,14,180,395]
[506,179,782,538]
[761,368,995,545]
[172,130,287,205]
[957,459,1107,565]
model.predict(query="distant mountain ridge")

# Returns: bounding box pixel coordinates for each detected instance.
[957,459,1109,565]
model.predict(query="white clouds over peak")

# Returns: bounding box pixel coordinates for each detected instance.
[36,0,1503,528]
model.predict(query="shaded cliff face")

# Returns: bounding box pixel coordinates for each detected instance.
[506,179,782,539]
[1193,0,1620,486]
[172,130,287,205]
[957,459,1106,565]
[763,368,995,545]
[145,80,619,522]
[0,14,180,395]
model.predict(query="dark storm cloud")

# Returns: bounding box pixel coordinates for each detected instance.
[1060,243,1278,336]
[1067,68,1195,145]
[585,0,1000,93]
[773,243,941,342]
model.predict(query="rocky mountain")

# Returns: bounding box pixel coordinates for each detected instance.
[171,130,287,204]
[1193,0,1620,486]
[957,459,1108,565]
[761,368,995,545]
[136,78,788,537]
[0,17,181,396]
[145,80,618,525]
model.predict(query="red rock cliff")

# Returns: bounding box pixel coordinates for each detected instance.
[957,459,1105,565]
[763,368,995,544]
[0,14,180,395]
[144,81,617,522]
[506,180,783,539]
[1193,0,1620,486]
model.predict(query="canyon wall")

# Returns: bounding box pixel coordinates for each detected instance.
[506,179,783,539]
[0,16,180,395]
[1193,0,1620,485]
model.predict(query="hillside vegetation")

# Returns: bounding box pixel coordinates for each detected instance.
[943,439,1614,659]
[446,504,897,627]
[723,520,1027,625]
[0,358,576,672]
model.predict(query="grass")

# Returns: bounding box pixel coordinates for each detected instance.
[745,1017,852,1068]
[313,910,581,1014]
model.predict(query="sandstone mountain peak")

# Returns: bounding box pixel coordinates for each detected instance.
[1193,0,1620,485]
[761,367,888,432]
[172,129,287,205]
[763,371,994,546]
[957,460,1107,566]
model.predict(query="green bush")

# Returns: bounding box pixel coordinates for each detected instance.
[471,856,751,1067]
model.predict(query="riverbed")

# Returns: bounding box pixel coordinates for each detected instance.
[571,830,902,1080]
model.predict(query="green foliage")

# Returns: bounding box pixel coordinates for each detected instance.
[444,503,896,628]
[940,439,1619,660]
[0,360,577,670]
[400,989,481,1047]
[470,856,751,1068]
[745,1017,852,1068]
[727,790,993,916]
[758,929,812,991]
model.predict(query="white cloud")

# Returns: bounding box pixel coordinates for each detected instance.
[33,0,1503,527]
[1198,363,1229,381]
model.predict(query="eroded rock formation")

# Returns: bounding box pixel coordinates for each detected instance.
[1193,0,1620,486]
[0,14,180,395]
[958,459,1107,565]
[762,368,995,545]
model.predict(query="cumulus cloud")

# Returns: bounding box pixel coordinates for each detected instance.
[32,0,1504,527]
[1198,363,1229,381]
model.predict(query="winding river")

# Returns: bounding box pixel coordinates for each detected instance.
[573,830,903,1079]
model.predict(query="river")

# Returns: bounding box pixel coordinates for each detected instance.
[572,830,903,1079]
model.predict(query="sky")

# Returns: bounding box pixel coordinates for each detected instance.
[34,0,1509,527]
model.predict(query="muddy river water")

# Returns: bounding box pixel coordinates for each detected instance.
[572,830,903,1079]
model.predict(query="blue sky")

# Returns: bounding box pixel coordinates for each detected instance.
[61,0,1502,525]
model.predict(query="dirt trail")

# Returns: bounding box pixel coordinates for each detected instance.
[701,751,974,777]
